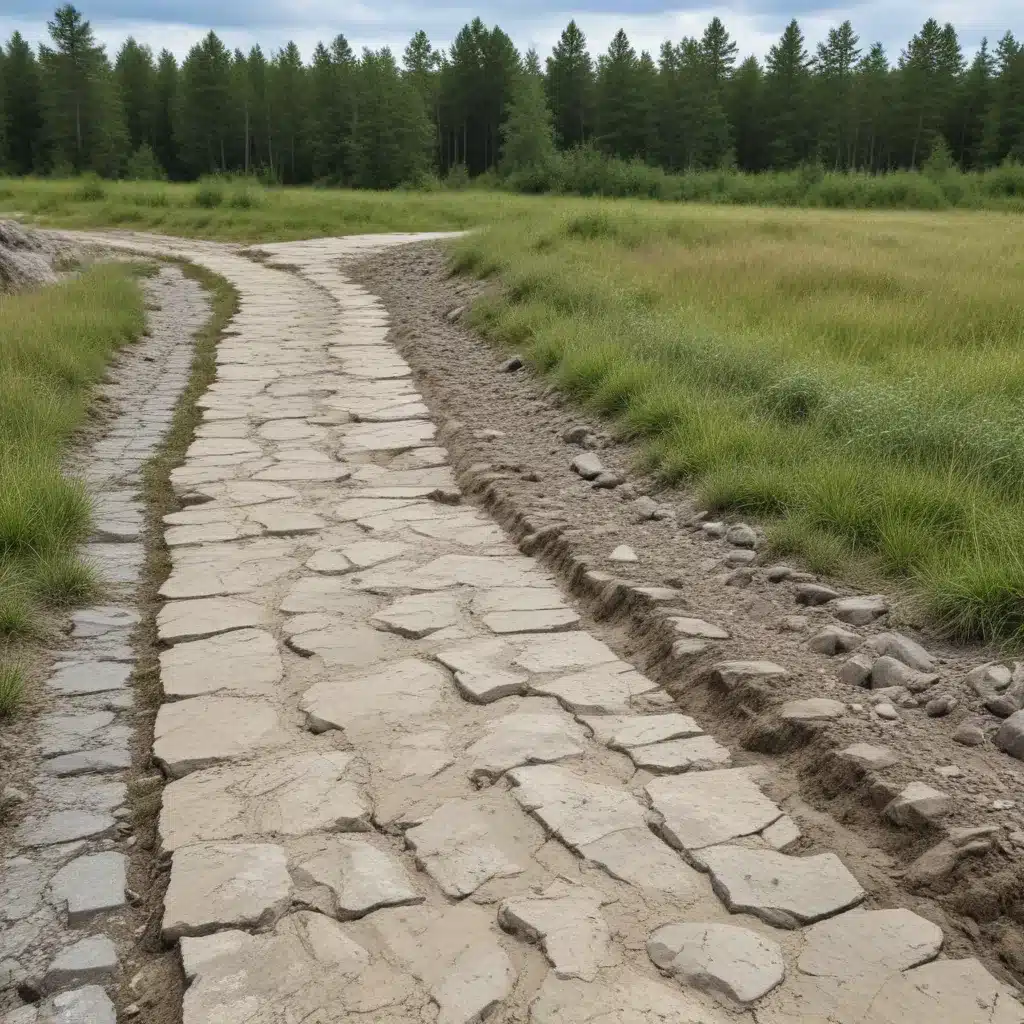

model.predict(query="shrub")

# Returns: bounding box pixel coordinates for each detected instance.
[72,173,106,201]
[125,144,167,182]
[194,177,225,208]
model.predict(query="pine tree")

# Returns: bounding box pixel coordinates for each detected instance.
[403,31,441,173]
[39,4,126,173]
[728,55,764,170]
[500,57,556,184]
[307,37,355,182]
[763,20,813,167]
[984,32,1024,163]
[2,32,43,175]
[115,37,155,154]
[270,42,308,183]
[699,17,737,86]
[176,31,233,176]
[815,21,861,168]
[595,29,648,159]
[855,42,892,170]
[545,21,594,150]
[957,40,993,167]
[350,48,432,188]
[152,49,178,177]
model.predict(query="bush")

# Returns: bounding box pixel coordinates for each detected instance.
[443,164,471,190]
[194,176,225,208]
[72,173,106,201]
[124,144,166,182]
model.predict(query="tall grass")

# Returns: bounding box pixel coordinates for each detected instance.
[452,202,1024,643]
[0,264,146,693]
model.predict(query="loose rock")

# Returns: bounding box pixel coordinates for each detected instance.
[608,545,638,563]
[725,524,757,549]
[571,453,604,480]
[808,627,860,656]
[883,782,951,827]
[995,710,1024,760]
[865,633,935,672]
[925,695,957,718]
[795,583,840,606]
[953,721,986,747]
[647,921,784,1005]
[499,355,523,373]
[833,595,888,625]
[838,653,874,687]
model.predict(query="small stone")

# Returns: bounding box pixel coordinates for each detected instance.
[592,472,623,489]
[571,453,603,480]
[609,545,638,563]
[701,521,727,538]
[671,638,708,660]
[837,743,898,772]
[884,782,951,827]
[870,656,938,693]
[934,765,962,778]
[765,565,794,582]
[780,615,808,632]
[446,305,464,321]
[995,710,1024,759]
[705,661,787,692]
[1,786,28,809]
[630,497,660,522]
[966,662,1012,697]
[875,702,898,720]
[562,425,590,444]
[725,568,753,587]
[865,633,935,672]
[795,583,840,606]
[43,936,118,992]
[647,921,784,1005]
[905,826,999,886]
[50,852,127,925]
[833,595,888,625]
[48,986,116,1024]
[725,524,757,548]
[992,798,1016,810]
[986,694,1020,719]
[838,653,874,687]
[953,722,986,747]
[779,698,845,722]
[808,627,860,656]
[925,695,957,718]
[725,550,756,568]
[499,355,523,373]
[670,617,729,640]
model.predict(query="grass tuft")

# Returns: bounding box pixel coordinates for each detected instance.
[0,663,25,717]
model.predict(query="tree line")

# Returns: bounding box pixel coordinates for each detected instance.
[1,4,1023,189]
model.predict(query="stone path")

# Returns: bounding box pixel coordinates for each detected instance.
[1,266,206,1022]
[6,231,1020,1023]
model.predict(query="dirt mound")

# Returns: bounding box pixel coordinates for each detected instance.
[0,220,61,292]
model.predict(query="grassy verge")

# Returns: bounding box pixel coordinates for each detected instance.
[0,177,533,242]
[0,263,147,710]
[453,201,1024,643]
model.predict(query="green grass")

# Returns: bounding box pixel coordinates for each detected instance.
[451,201,1024,643]
[0,263,146,702]
[0,177,533,242]
[0,663,25,718]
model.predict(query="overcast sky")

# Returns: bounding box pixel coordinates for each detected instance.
[1,0,1019,65]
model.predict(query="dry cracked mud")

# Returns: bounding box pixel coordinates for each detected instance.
[1,227,1022,1024]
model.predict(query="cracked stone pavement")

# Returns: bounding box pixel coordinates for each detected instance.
[25,230,1021,1024]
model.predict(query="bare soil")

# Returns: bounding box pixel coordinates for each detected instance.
[352,242,1024,987]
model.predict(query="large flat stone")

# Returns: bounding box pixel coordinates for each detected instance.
[160,541,298,598]
[510,765,645,849]
[43,936,117,992]
[279,576,379,616]
[463,709,586,783]
[700,846,865,929]
[499,883,610,982]
[15,810,115,848]
[48,663,130,697]
[49,853,127,925]
[291,836,422,919]
[483,609,580,634]
[36,711,115,756]
[627,735,732,773]
[301,658,448,738]
[437,638,529,703]
[648,921,785,1005]
[798,909,943,980]
[157,597,269,644]
[646,769,781,850]
[581,713,703,750]
[580,828,704,902]
[45,985,117,1024]
[160,628,283,700]
[286,617,405,669]
[180,912,420,1023]
[163,842,292,941]
[153,697,288,779]
[529,661,659,714]
[405,797,527,897]
[368,902,517,1024]
[530,968,731,1024]
[160,751,369,850]
[513,633,619,674]
[371,592,461,638]
[404,555,546,591]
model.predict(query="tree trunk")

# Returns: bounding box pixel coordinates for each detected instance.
[244,104,250,175]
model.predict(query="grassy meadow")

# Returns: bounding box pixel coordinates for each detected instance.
[453,203,1024,643]
[0,264,146,709]
[5,176,1024,642]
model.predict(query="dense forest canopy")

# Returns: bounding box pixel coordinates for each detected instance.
[1,4,1023,187]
